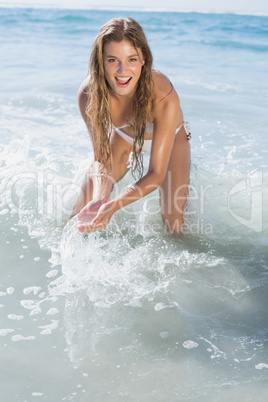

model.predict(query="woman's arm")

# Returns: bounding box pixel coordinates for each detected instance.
[70,78,113,219]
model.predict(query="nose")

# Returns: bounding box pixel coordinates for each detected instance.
[117,61,127,74]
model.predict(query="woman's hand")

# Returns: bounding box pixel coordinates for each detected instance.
[77,200,115,233]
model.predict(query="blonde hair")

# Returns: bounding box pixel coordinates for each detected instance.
[85,17,155,177]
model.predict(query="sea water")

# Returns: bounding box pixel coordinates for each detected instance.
[0,6,267,402]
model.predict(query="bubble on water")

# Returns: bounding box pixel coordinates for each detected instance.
[124,298,142,308]
[255,363,268,370]
[38,320,58,335]
[154,302,167,311]
[46,308,59,315]
[0,328,15,336]
[183,340,199,349]
[46,269,58,278]
[159,332,169,339]
[7,314,24,320]
[30,307,42,316]
[12,335,36,342]
[30,231,42,238]
[21,300,39,310]
[23,286,42,295]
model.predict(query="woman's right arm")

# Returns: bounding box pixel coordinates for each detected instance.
[70,79,113,220]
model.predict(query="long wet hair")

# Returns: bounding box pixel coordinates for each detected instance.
[85,17,155,178]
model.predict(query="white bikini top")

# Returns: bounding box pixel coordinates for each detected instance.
[113,122,155,154]
[113,121,189,155]
[113,121,190,168]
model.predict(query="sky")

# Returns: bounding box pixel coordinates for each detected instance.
[0,0,267,14]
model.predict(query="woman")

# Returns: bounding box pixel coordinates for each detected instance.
[71,17,191,233]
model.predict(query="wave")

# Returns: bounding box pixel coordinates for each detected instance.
[199,39,268,53]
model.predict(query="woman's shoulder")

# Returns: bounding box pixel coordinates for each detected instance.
[152,70,179,108]
[77,75,90,118]
[152,70,173,97]
[78,75,90,98]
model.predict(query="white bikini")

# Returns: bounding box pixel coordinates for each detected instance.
[113,121,191,168]
[113,121,191,154]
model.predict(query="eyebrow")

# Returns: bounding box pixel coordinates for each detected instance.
[105,54,139,58]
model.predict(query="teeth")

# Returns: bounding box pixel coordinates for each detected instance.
[116,77,131,82]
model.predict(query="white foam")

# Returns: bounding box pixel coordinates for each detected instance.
[255,363,268,370]
[23,286,42,295]
[0,328,15,336]
[7,314,24,320]
[159,331,169,339]
[46,308,59,315]
[183,340,199,349]
[38,320,58,335]
[11,334,36,342]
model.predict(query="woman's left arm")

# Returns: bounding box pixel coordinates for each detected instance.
[78,91,181,233]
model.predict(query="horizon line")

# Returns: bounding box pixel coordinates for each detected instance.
[0,3,267,17]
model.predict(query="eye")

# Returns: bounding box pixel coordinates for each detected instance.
[129,58,137,62]
[108,58,117,63]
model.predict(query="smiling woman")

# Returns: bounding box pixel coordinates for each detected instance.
[70,17,191,233]
[103,41,145,94]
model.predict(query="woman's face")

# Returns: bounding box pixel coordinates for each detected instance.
[103,40,145,98]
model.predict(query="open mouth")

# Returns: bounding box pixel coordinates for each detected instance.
[115,76,132,87]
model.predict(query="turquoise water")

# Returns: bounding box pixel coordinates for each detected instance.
[0,7,268,401]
